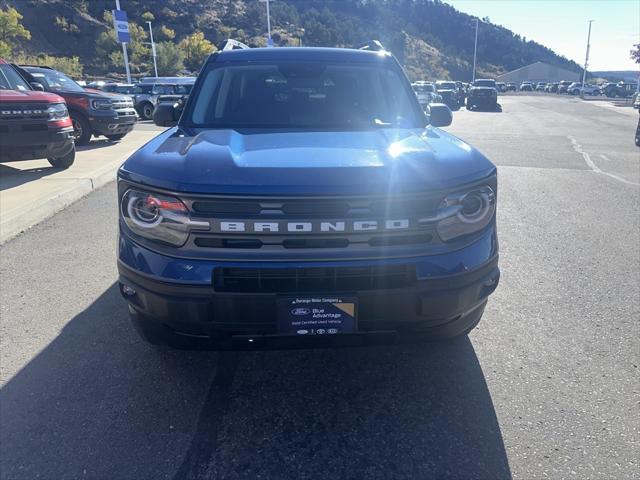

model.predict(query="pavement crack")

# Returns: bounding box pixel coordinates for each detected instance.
[568,136,639,186]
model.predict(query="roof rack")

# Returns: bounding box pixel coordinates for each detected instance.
[222,39,250,51]
[16,64,54,70]
[357,40,386,52]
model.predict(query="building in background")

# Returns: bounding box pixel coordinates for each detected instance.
[497,61,580,83]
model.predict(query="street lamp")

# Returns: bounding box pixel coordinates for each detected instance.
[146,21,158,78]
[472,18,479,82]
[114,0,132,84]
[581,20,594,98]
[259,0,274,47]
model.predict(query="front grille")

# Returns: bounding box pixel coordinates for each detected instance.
[0,104,49,121]
[214,265,416,293]
[185,192,442,251]
[190,194,438,219]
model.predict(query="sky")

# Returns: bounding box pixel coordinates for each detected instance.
[443,0,639,71]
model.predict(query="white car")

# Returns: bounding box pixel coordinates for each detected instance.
[568,83,600,96]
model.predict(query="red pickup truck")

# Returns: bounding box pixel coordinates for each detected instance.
[0,59,75,168]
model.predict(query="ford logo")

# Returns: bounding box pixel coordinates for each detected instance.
[291,308,310,316]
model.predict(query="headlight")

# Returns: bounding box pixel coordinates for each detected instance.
[121,189,208,247]
[435,185,496,242]
[47,103,68,120]
[91,99,113,110]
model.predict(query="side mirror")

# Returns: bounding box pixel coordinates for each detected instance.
[30,82,45,91]
[427,103,452,127]
[153,102,179,127]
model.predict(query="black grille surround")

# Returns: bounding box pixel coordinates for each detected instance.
[214,264,416,293]
[181,192,443,253]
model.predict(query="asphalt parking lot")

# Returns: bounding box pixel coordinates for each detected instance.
[0,95,638,480]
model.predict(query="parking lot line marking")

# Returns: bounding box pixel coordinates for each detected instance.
[568,136,639,187]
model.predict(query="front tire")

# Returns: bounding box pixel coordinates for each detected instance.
[140,102,154,120]
[70,113,92,146]
[48,147,75,169]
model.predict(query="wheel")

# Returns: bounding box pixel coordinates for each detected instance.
[466,104,473,110]
[140,102,154,120]
[106,134,126,141]
[70,112,92,146]
[48,147,75,169]
[635,122,640,147]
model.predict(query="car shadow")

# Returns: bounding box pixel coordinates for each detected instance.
[0,163,59,191]
[467,104,503,113]
[76,139,121,152]
[0,284,511,480]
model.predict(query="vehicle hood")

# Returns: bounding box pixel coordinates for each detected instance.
[0,89,64,103]
[54,88,130,102]
[120,128,496,196]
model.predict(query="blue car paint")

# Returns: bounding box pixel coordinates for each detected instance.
[117,47,500,346]
[119,127,495,196]
[118,227,497,285]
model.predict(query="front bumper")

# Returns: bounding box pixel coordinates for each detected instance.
[89,111,137,136]
[0,125,74,161]
[118,229,500,348]
[467,95,498,106]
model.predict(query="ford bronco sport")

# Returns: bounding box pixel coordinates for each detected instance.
[117,45,500,349]
[16,65,137,146]
[0,59,75,168]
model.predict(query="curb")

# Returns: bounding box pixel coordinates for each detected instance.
[0,160,121,244]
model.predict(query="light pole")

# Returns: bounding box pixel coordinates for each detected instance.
[146,21,158,78]
[472,18,479,82]
[114,0,132,84]
[581,20,594,97]
[259,0,273,47]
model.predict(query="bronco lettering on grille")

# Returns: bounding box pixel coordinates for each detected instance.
[215,219,412,234]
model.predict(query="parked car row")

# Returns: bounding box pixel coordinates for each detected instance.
[502,79,638,98]
[0,59,143,169]
[98,77,196,120]
[412,78,500,112]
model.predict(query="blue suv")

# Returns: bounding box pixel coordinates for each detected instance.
[117,45,499,349]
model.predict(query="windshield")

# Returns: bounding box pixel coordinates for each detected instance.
[28,69,84,92]
[0,64,31,91]
[436,82,456,90]
[473,80,496,88]
[115,85,135,94]
[133,84,153,94]
[189,62,424,130]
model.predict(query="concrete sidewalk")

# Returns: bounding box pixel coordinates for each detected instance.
[0,130,159,243]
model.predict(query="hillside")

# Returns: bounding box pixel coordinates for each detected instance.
[5,0,583,80]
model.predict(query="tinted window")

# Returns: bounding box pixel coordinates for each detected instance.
[133,84,153,94]
[152,85,174,95]
[190,62,424,130]
[115,85,135,94]
[27,69,85,92]
[0,64,31,91]
[473,80,496,88]
[436,82,456,90]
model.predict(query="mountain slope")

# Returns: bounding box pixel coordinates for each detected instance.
[6,0,582,80]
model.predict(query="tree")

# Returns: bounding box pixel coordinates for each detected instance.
[0,7,31,57]
[95,11,149,74]
[631,44,640,64]
[179,31,216,72]
[13,53,83,77]
[156,25,175,41]
[155,41,184,75]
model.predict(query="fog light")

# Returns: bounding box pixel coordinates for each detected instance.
[122,285,136,296]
